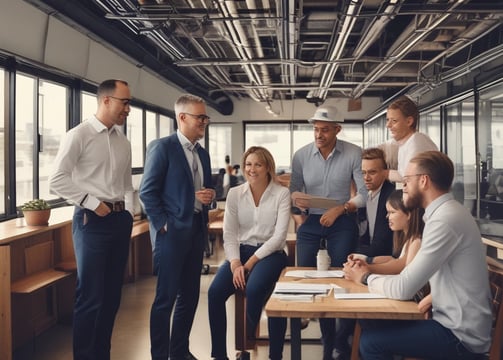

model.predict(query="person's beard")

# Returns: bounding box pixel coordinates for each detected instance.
[404,189,422,210]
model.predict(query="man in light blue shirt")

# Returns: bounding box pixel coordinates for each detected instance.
[290,104,366,360]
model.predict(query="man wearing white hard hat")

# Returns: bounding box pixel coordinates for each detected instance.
[290,104,367,360]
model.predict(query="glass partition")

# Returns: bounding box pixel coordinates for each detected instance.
[445,98,476,214]
[478,82,503,237]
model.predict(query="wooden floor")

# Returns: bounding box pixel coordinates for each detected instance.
[13,240,325,360]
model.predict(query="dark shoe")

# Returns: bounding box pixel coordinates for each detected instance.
[300,317,310,330]
[169,352,198,360]
[334,352,350,360]
[202,264,210,275]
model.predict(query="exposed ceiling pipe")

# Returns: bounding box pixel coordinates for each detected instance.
[217,0,272,102]
[351,0,468,99]
[278,0,297,97]
[351,0,402,59]
[420,13,503,73]
[408,43,503,99]
[310,0,363,101]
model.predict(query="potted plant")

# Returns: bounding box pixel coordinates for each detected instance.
[20,199,51,226]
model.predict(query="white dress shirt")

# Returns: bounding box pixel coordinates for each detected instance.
[50,116,134,214]
[223,181,291,261]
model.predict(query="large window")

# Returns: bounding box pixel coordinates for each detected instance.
[208,124,232,172]
[81,92,97,120]
[15,74,69,206]
[244,122,363,173]
[245,123,293,173]
[0,63,173,220]
[445,98,476,214]
[0,69,4,214]
[127,106,144,168]
[419,108,441,148]
[478,82,503,236]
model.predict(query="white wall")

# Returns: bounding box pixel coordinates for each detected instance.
[0,0,185,109]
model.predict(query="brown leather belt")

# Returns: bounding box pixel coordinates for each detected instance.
[104,201,125,212]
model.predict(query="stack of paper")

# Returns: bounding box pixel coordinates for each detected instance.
[333,292,387,299]
[285,270,344,278]
[273,282,332,294]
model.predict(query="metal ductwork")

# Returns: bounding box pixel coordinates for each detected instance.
[25,0,503,114]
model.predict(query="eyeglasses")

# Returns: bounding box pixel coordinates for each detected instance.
[108,96,132,106]
[183,112,211,123]
[402,173,427,184]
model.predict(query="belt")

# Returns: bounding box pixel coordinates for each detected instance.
[104,201,125,212]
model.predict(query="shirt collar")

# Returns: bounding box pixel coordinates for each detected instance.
[368,182,384,200]
[177,129,193,149]
[310,140,341,158]
[89,115,118,134]
[424,192,453,221]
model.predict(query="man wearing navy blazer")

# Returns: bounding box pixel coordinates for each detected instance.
[140,94,215,360]
[335,147,394,359]
[358,147,395,257]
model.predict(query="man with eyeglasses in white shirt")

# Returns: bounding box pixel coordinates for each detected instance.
[50,79,135,360]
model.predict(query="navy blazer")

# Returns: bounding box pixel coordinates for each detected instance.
[139,134,212,234]
[358,180,395,257]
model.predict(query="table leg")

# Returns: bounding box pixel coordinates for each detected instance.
[351,321,361,360]
[290,318,301,360]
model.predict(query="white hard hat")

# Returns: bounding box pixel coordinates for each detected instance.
[308,105,344,123]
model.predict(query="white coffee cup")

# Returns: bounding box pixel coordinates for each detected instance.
[316,249,331,271]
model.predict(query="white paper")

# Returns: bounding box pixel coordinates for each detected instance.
[273,282,332,295]
[284,270,344,278]
[270,293,314,302]
[333,292,387,299]
[309,196,339,209]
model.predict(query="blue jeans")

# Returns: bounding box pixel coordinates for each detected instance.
[359,319,485,359]
[296,214,358,360]
[72,208,133,360]
[150,213,206,359]
[208,245,288,360]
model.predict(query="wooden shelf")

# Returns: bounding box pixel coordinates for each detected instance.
[11,269,71,294]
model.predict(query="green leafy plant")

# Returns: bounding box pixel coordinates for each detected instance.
[20,199,51,211]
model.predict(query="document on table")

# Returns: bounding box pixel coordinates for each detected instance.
[273,282,332,295]
[333,292,387,299]
[285,269,344,278]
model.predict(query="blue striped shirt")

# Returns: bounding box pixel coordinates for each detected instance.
[290,139,367,214]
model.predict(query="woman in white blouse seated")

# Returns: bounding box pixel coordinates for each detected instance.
[208,146,291,360]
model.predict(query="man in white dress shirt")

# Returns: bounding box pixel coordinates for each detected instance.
[50,79,134,360]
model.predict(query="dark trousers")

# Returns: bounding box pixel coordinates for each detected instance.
[208,245,288,360]
[72,208,133,360]
[360,319,485,359]
[296,214,358,360]
[150,213,205,360]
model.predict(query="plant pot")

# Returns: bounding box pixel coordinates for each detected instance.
[23,209,51,226]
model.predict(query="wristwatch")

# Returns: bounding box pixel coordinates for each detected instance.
[361,272,372,286]
[343,202,350,215]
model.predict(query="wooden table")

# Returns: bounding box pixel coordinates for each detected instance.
[265,267,424,360]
